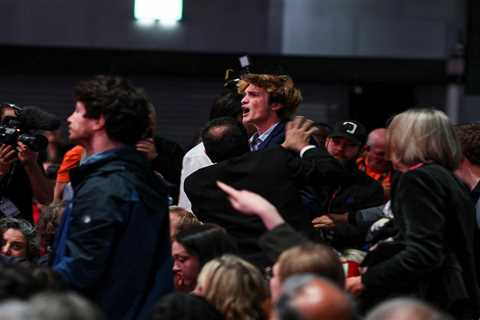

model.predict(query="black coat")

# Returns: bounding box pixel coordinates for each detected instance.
[185,146,349,267]
[53,147,173,320]
[362,164,480,318]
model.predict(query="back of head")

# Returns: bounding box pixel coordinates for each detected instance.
[174,224,238,268]
[28,292,105,320]
[0,263,40,301]
[169,206,202,238]
[387,108,460,170]
[276,275,353,320]
[202,117,249,162]
[0,300,30,320]
[152,292,224,320]
[277,243,345,288]
[454,122,480,166]
[196,255,268,320]
[74,75,150,145]
[209,90,243,121]
[238,74,302,121]
[366,298,452,320]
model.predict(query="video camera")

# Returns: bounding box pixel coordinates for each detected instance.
[0,103,61,152]
[223,55,251,90]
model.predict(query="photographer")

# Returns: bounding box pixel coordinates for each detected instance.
[0,103,54,223]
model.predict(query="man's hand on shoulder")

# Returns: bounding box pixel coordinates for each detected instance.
[281,116,318,153]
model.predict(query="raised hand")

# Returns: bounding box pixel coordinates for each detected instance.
[281,116,318,152]
[136,138,158,161]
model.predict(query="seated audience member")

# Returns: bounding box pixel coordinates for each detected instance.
[320,120,384,211]
[274,275,354,320]
[27,292,105,320]
[185,116,348,267]
[312,120,384,249]
[169,206,201,239]
[366,298,452,320]
[178,90,243,210]
[346,109,480,319]
[152,292,224,320]
[454,123,480,223]
[0,217,39,262]
[37,201,64,258]
[356,128,394,201]
[172,224,237,292]
[194,254,269,320]
[270,244,345,302]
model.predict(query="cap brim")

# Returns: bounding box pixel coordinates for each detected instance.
[328,132,361,145]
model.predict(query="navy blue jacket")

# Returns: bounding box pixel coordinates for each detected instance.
[52,147,173,320]
[255,122,286,151]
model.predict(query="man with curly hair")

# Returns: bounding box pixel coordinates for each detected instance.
[51,75,173,320]
[238,73,302,151]
[455,122,480,227]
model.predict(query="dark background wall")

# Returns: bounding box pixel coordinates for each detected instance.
[0,0,472,148]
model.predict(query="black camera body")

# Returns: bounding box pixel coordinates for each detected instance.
[0,116,48,152]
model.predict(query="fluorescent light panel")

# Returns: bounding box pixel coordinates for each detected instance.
[134,0,183,23]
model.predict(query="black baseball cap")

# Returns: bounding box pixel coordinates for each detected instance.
[329,120,367,145]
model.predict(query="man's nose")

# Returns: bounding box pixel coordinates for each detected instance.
[1,244,10,256]
[172,262,181,271]
[241,95,248,104]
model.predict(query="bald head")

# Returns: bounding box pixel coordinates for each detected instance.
[294,278,352,320]
[365,128,390,172]
[367,128,386,147]
[276,276,353,320]
[366,298,451,320]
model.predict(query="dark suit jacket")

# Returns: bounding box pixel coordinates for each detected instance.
[184,146,349,267]
[255,122,286,150]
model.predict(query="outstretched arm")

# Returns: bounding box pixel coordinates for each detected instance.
[217,181,284,230]
[217,181,307,262]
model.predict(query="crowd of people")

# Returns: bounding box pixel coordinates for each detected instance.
[0,72,479,320]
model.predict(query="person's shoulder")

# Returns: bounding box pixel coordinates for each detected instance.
[403,163,450,181]
[154,135,184,154]
[183,142,206,159]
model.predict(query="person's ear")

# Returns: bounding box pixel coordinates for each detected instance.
[271,103,284,111]
[93,115,106,131]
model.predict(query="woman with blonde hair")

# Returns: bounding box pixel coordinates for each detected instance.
[346,109,480,319]
[194,255,269,320]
